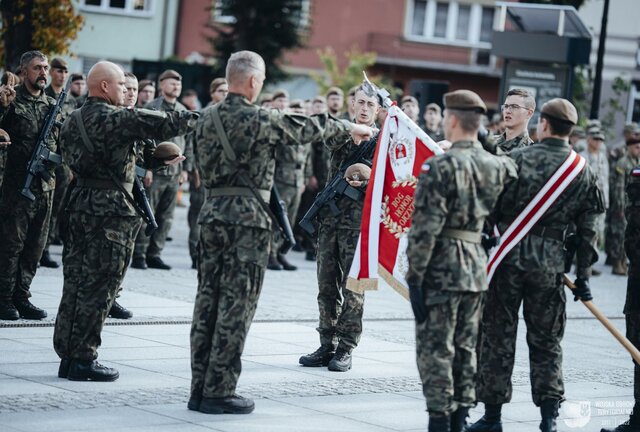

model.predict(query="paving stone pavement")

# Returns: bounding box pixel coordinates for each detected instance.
[0,204,636,431]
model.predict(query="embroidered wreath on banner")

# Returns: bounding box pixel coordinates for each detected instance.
[391,175,417,188]
[381,195,410,239]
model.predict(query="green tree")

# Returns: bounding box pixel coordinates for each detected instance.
[209,0,307,83]
[311,47,401,102]
[0,0,84,71]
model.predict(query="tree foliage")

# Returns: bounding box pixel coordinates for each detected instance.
[209,0,307,83]
[0,0,84,72]
[311,47,401,102]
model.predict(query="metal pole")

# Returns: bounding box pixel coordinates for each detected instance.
[590,0,609,120]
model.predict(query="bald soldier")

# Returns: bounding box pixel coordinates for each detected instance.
[469,99,604,432]
[189,50,374,415]
[406,90,517,432]
[52,61,197,381]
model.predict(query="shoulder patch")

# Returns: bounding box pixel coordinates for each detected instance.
[421,162,430,173]
[136,108,167,118]
[632,167,640,177]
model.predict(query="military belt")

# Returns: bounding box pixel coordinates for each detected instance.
[500,220,565,241]
[207,187,270,202]
[76,178,134,194]
[440,228,481,244]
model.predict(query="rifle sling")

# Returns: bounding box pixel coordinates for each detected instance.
[209,105,281,229]
[71,110,148,221]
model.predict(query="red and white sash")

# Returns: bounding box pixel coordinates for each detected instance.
[486,150,586,283]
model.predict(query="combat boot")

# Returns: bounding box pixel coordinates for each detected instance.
[67,359,119,381]
[601,403,640,432]
[267,254,283,270]
[466,404,503,432]
[198,394,255,414]
[0,302,19,320]
[14,299,47,320]
[39,250,59,268]
[328,347,352,372]
[428,414,450,432]
[277,253,297,271]
[539,399,559,432]
[108,301,133,319]
[131,257,147,269]
[451,407,470,432]
[58,359,71,378]
[146,256,171,270]
[299,345,335,367]
[305,251,316,261]
[613,259,628,276]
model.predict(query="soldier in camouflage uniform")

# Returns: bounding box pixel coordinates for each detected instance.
[608,133,640,275]
[188,51,373,415]
[469,99,604,432]
[406,90,517,432]
[52,61,196,381]
[423,103,444,143]
[493,88,535,154]
[131,69,193,270]
[602,165,640,432]
[40,57,77,269]
[298,85,380,373]
[0,51,58,321]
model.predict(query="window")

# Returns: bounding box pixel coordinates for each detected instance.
[212,0,311,27]
[406,0,495,47]
[79,0,153,16]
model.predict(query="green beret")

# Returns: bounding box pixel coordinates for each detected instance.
[443,90,487,114]
[541,98,578,125]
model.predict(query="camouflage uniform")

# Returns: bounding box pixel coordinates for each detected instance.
[424,126,444,143]
[315,132,378,353]
[53,96,196,361]
[580,148,609,246]
[624,165,640,400]
[188,174,205,266]
[0,142,6,189]
[0,85,57,304]
[608,153,640,268]
[133,97,192,263]
[44,85,76,247]
[494,130,533,154]
[606,145,627,261]
[190,93,352,400]
[477,138,604,407]
[406,140,517,415]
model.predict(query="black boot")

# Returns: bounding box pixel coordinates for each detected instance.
[58,359,71,378]
[108,301,133,319]
[451,407,470,432]
[40,250,59,268]
[299,345,336,367]
[428,414,450,432]
[146,256,171,270]
[601,402,640,432]
[540,399,559,432]
[67,359,119,381]
[277,253,297,271]
[130,257,147,269]
[0,302,19,320]
[267,254,283,270]
[305,251,316,261]
[328,347,352,372]
[14,298,47,320]
[199,394,255,414]
[467,404,503,432]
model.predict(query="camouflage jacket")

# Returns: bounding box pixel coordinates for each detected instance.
[406,140,518,292]
[311,139,331,186]
[61,96,197,216]
[275,136,309,189]
[195,92,353,230]
[624,165,640,312]
[319,132,379,230]
[580,148,610,208]
[495,130,533,154]
[424,126,444,143]
[45,85,76,120]
[0,85,57,194]
[145,97,194,175]
[610,153,640,214]
[494,138,604,279]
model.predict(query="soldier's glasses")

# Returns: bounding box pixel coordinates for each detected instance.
[501,104,529,111]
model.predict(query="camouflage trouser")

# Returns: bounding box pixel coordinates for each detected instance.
[416,289,485,415]
[47,163,72,246]
[188,182,205,263]
[477,264,566,406]
[316,223,364,352]
[271,183,302,255]
[53,212,139,361]
[294,187,317,253]
[606,209,626,261]
[190,222,269,399]
[0,188,53,302]
[133,174,178,259]
[626,313,640,401]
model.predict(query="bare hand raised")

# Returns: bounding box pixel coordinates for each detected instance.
[350,124,378,145]
[0,73,17,107]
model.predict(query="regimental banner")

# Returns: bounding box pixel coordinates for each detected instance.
[346,105,443,299]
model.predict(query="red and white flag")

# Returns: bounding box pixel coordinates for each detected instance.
[346,105,443,299]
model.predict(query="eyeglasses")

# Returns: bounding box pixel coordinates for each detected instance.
[501,104,529,111]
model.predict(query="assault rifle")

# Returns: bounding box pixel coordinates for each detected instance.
[133,165,158,236]
[270,184,296,254]
[21,81,71,201]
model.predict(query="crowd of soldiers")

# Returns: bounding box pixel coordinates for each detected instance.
[0,48,639,432]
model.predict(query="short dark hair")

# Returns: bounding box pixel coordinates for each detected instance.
[182,89,198,98]
[209,77,226,93]
[506,88,536,110]
[19,50,47,71]
[541,113,574,137]
[449,110,482,133]
[70,73,85,82]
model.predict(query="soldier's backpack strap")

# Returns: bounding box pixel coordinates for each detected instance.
[71,109,148,221]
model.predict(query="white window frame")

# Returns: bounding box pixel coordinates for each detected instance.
[211,0,311,27]
[78,0,154,18]
[404,0,495,49]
